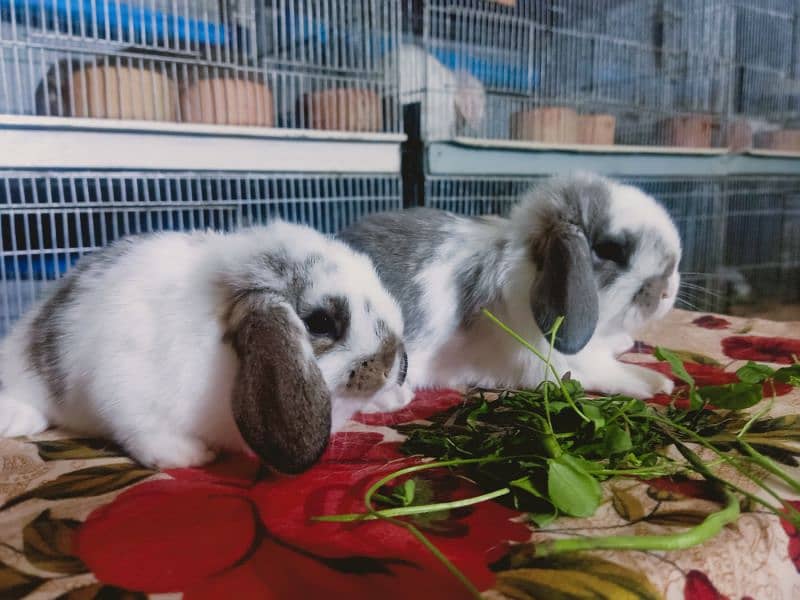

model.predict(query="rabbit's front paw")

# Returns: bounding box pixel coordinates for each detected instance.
[0,396,48,437]
[362,384,415,414]
[622,365,674,399]
[127,432,217,469]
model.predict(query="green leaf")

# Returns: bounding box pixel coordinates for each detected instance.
[2,463,156,509]
[547,454,602,518]
[579,402,606,431]
[611,487,645,522]
[466,401,489,428]
[0,563,41,598]
[775,365,800,387]
[654,347,695,393]
[493,552,662,600]
[696,382,763,410]
[688,389,704,411]
[34,438,125,462]
[23,509,87,574]
[559,378,584,397]
[604,425,633,455]
[736,362,775,384]
[529,509,558,528]
[511,476,547,500]
[401,479,416,506]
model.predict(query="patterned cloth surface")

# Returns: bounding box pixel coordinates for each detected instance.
[1,309,800,600]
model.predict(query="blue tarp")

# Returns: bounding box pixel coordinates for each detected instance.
[0,0,227,46]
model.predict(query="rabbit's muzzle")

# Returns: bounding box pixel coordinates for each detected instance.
[346,335,405,394]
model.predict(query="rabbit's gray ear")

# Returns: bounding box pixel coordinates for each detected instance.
[530,222,598,355]
[228,302,331,474]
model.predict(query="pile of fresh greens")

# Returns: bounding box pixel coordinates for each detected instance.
[316,310,800,598]
[395,362,800,526]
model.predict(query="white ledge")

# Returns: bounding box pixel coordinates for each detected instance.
[428,140,800,177]
[0,116,405,173]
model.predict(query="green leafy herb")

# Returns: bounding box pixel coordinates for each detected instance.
[655,347,703,409]
[696,383,763,410]
[736,362,775,384]
[547,454,602,517]
[654,347,695,387]
[316,311,800,599]
[775,364,800,386]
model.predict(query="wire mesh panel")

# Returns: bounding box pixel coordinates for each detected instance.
[722,176,800,305]
[732,1,800,151]
[424,176,529,216]
[405,0,735,147]
[0,169,401,335]
[0,0,402,132]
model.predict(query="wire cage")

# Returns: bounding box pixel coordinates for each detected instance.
[722,176,800,306]
[401,0,737,147]
[732,1,800,151]
[0,0,403,132]
[424,173,800,313]
[0,169,401,335]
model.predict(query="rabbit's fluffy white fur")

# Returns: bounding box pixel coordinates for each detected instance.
[340,173,682,400]
[387,43,487,138]
[0,222,411,471]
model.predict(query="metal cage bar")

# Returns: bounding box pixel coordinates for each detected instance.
[733,1,800,124]
[404,0,800,150]
[408,0,737,145]
[0,0,403,133]
[0,169,402,335]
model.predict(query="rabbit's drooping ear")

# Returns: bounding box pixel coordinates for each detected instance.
[530,221,599,355]
[228,301,331,474]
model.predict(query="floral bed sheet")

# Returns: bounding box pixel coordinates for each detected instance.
[1,309,800,600]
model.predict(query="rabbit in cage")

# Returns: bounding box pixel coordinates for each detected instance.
[340,173,682,400]
[385,43,487,138]
[0,222,411,472]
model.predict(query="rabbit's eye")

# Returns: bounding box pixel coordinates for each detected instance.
[593,240,627,265]
[303,309,338,338]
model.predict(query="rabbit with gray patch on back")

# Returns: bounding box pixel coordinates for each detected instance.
[385,42,487,139]
[0,222,411,472]
[339,173,682,400]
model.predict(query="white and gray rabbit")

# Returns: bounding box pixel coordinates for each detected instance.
[340,173,681,400]
[0,222,411,472]
[386,42,487,139]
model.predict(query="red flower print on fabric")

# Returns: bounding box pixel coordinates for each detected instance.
[75,430,529,599]
[692,315,731,330]
[722,336,800,365]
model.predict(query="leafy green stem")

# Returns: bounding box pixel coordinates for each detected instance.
[312,487,511,522]
[359,461,485,599]
[658,418,800,526]
[383,516,483,599]
[481,308,589,423]
[737,440,800,495]
[737,397,775,439]
[533,489,739,556]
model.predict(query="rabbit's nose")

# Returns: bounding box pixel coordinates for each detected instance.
[345,336,400,394]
